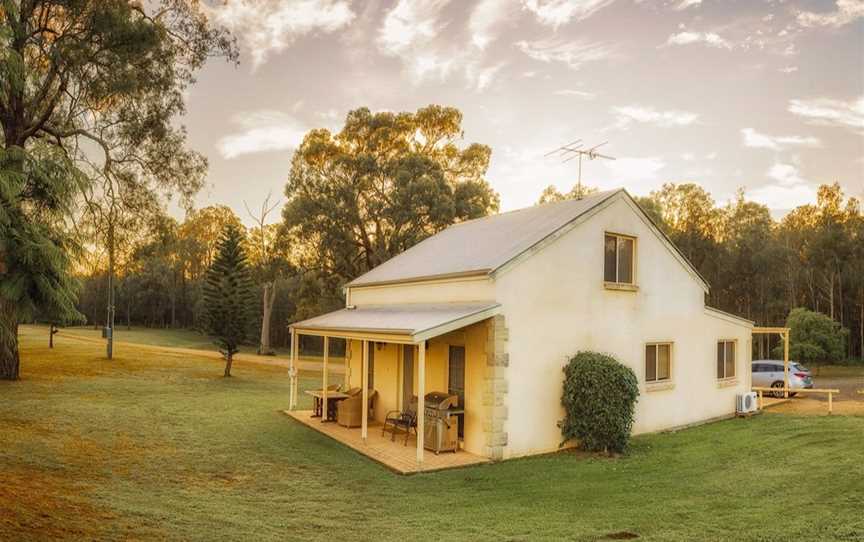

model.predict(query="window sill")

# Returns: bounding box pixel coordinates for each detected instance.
[646,381,674,392]
[604,282,639,292]
[717,378,739,388]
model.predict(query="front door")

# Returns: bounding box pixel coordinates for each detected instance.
[402,345,414,411]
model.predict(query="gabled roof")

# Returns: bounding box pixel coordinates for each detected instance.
[290,302,501,343]
[347,188,709,292]
[349,189,620,287]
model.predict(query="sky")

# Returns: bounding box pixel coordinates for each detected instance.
[181,0,864,225]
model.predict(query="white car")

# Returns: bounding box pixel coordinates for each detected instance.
[751,360,814,397]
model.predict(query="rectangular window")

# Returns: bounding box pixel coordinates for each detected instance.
[604,233,636,285]
[645,343,672,383]
[717,340,736,380]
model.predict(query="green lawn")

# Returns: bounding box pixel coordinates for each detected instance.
[49,324,291,356]
[3,326,863,541]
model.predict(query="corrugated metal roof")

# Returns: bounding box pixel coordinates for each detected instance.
[348,189,621,287]
[290,302,500,341]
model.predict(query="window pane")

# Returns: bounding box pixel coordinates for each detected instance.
[658,344,671,380]
[717,342,724,379]
[604,235,617,282]
[645,345,657,382]
[367,343,375,389]
[725,342,735,378]
[617,238,634,284]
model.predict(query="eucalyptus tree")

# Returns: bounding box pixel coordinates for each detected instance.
[282,105,500,309]
[0,0,236,378]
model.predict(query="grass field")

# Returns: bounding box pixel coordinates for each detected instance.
[3,326,863,541]
[49,324,291,356]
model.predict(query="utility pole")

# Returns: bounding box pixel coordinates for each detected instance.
[106,207,116,359]
[544,140,616,199]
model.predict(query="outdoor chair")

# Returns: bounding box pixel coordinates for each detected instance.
[336,389,377,428]
[382,396,418,445]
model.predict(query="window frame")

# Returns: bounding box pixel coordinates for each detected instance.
[716,339,737,381]
[645,342,673,384]
[604,232,637,288]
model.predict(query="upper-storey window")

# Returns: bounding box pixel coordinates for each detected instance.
[604,233,635,285]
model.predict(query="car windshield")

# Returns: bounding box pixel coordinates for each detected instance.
[792,363,808,372]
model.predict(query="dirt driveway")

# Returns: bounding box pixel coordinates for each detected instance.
[764,365,864,416]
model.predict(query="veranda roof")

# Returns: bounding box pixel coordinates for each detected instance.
[289,302,501,343]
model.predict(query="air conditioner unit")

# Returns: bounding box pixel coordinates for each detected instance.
[736,392,758,414]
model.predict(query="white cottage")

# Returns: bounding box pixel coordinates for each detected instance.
[289,188,753,466]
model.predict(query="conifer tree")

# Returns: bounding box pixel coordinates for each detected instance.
[202,224,254,377]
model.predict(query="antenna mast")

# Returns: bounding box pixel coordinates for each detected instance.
[544,140,616,199]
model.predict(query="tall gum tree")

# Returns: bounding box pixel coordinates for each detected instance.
[0,1,236,379]
[282,105,500,317]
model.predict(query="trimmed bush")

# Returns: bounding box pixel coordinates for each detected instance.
[560,351,639,454]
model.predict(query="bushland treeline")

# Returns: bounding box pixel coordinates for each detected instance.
[72,180,863,359]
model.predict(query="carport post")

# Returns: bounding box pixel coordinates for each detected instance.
[417,341,426,465]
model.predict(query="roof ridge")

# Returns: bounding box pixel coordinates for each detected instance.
[446,188,621,230]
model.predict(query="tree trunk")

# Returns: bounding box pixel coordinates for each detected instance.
[258,281,276,355]
[0,300,20,380]
[224,351,233,377]
[106,217,115,359]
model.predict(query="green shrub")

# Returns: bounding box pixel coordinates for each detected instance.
[771,307,849,364]
[560,351,639,454]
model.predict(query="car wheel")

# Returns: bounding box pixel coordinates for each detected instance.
[771,381,785,398]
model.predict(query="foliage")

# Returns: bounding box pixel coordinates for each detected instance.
[772,307,849,363]
[0,0,235,378]
[537,183,598,204]
[202,224,255,375]
[560,351,639,454]
[282,105,500,305]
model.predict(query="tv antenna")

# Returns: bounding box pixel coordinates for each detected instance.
[544,140,616,199]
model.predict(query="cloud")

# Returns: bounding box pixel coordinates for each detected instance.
[602,157,667,193]
[377,0,505,91]
[740,128,821,151]
[469,0,519,50]
[748,163,817,209]
[797,0,864,28]
[673,0,702,10]
[553,89,596,99]
[788,96,864,131]
[664,31,733,49]
[516,38,617,70]
[521,0,616,28]
[611,105,699,129]
[217,111,308,159]
[377,0,450,58]
[205,0,355,68]
[466,62,507,91]
[779,66,798,74]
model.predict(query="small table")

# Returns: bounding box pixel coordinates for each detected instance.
[305,390,349,421]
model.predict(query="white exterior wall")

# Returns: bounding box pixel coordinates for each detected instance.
[348,276,495,306]
[342,194,753,460]
[494,196,751,458]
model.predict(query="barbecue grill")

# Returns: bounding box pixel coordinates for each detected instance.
[423,392,461,454]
